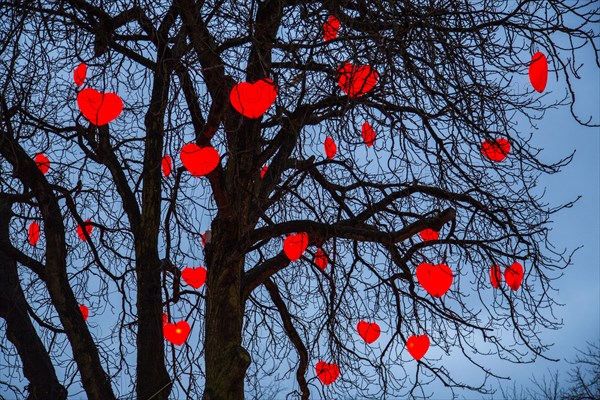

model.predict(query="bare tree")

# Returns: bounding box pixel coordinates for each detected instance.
[0,1,598,399]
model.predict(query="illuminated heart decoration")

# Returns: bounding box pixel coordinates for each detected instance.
[74,63,87,87]
[314,249,328,271]
[529,52,548,93]
[76,219,93,241]
[162,312,168,325]
[77,88,123,126]
[504,262,524,291]
[490,264,502,289]
[181,267,207,289]
[361,122,376,147]
[406,335,430,360]
[162,155,172,177]
[324,137,337,159]
[79,305,89,321]
[419,229,439,242]
[28,222,40,246]
[164,321,190,346]
[416,263,453,297]
[180,144,220,177]
[481,138,510,162]
[230,78,278,119]
[35,153,50,174]
[357,321,381,344]
[260,165,268,178]
[316,361,340,385]
[201,232,206,247]
[337,63,379,98]
[323,15,340,41]
[283,232,309,261]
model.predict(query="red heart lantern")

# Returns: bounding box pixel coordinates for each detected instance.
[406,335,430,360]
[180,144,220,177]
[201,232,206,247]
[77,88,123,126]
[481,138,510,162]
[337,63,379,98]
[230,78,278,119]
[314,249,328,271]
[164,321,190,346]
[260,165,268,178]
[357,321,381,344]
[74,63,87,87]
[316,361,340,385]
[323,15,340,41]
[76,219,93,241]
[35,153,50,175]
[416,263,453,297]
[504,262,524,291]
[28,222,40,246]
[529,52,548,93]
[162,155,172,177]
[361,122,376,147]
[324,137,337,159]
[79,304,89,321]
[419,228,439,242]
[283,233,309,261]
[490,264,502,289]
[182,267,207,289]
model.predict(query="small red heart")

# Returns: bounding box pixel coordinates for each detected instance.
[162,155,172,177]
[182,267,207,289]
[77,88,123,126]
[481,138,510,162]
[260,165,268,178]
[357,320,381,344]
[314,249,328,271]
[361,122,376,147]
[490,264,502,289]
[283,233,309,261]
[316,361,340,385]
[201,232,206,247]
[76,219,93,241]
[79,304,89,321]
[162,312,168,325]
[164,321,190,346]
[324,137,337,159]
[180,144,220,177]
[323,15,340,41]
[406,335,430,360]
[419,228,439,242]
[74,63,87,87]
[529,52,548,93]
[230,79,278,119]
[35,153,50,174]
[28,222,40,246]
[504,262,524,291]
[416,263,453,297]
[337,63,379,98]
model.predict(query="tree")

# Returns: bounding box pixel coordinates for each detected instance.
[0,1,597,399]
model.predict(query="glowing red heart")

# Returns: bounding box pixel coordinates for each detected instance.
[260,165,268,178]
[361,122,376,147]
[181,267,207,289]
[337,63,379,98]
[79,304,89,321]
[324,137,337,159]
[162,312,168,325]
[35,153,50,174]
[76,219,93,241]
[357,321,381,344]
[406,335,430,360]
[230,78,278,119]
[323,15,340,41]
[77,88,123,126]
[28,222,40,246]
[283,233,309,261]
[74,63,87,87]
[201,232,206,247]
[490,264,502,289]
[314,249,328,271]
[416,263,453,297]
[180,144,220,177]
[529,52,548,93]
[316,361,340,385]
[164,321,190,346]
[504,262,524,291]
[481,138,510,162]
[419,229,439,241]
[162,155,172,177]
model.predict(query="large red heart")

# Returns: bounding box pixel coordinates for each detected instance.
[316,361,340,385]
[77,88,123,126]
[419,228,439,242]
[481,138,510,162]
[28,222,40,246]
[337,63,379,98]
[230,79,277,119]
[74,63,87,87]
[283,233,309,261]
[162,155,172,177]
[361,122,376,147]
[314,249,328,271]
[357,321,381,344]
[79,304,89,321]
[529,52,548,93]
[76,219,93,241]
[323,15,340,41]
[406,335,430,360]
[180,144,220,177]
[164,321,190,346]
[504,262,524,291]
[416,263,453,297]
[324,137,337,159]
[490,264,502,289]
[35,153,50,174]
[182,267,207,289]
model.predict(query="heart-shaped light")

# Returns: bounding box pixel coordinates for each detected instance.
[529,52,548,93]
[316,361,340,385]
[77,88,123,126]
[74,63,87,87]
[406,335,430,360]
[230,79,277,119]
[28,222,40,246]
[337,63,378,98]
[323,15,340,41]
[164,321,190,346]
[504,262,524,291]
[416,263,453,297]
[314,249,328,271]
[283,233,309,261]
[490,264,502,289]
[357,320,381,344]
[481,138,510,162]
[419,229,439,242]
[180,144,220,177]
[35,153,50,175]
[76,219,93,241]
[162,155,172,177]
[181,267,207,289]
[361,122,376,147]
[79,304,89,321]
[324,137,337,159]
